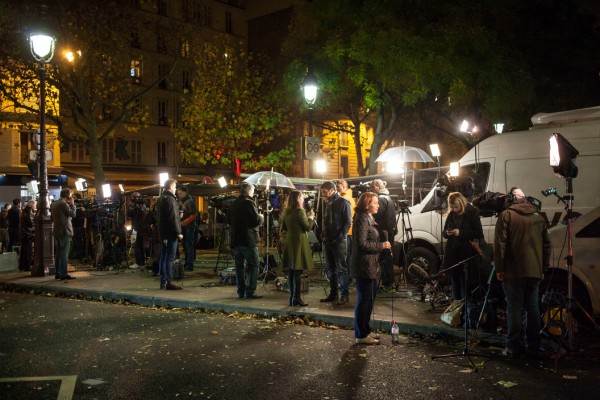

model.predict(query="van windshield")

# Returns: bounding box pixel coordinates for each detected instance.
[420,162,490,212]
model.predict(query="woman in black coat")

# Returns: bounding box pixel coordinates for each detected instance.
[350,192,391,345]
[442,192,483,300]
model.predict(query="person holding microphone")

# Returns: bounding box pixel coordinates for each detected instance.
[351,192,391,345]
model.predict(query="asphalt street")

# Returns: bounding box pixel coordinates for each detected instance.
[1,291,599,400]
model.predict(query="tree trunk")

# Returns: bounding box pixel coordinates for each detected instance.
[88,132,106,195]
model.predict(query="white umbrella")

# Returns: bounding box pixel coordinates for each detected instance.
[375,145,435,163]
[244,169,296,189]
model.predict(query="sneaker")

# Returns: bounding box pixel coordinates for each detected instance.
[246,293,263,299]
[355,336,380,345]
[166,282,182,290]
[336,295,349,305]
[129,264,140,269]
[368,332,381,340]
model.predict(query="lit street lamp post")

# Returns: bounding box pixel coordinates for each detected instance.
[29,32,56,277]
[302,69,318,137]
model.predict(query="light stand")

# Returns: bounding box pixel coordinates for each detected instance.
[30,33,56,277]
[259,199,277,283]
[432,254,491,370]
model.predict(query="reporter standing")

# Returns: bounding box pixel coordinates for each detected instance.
[442,192,483,300]
[351,192,391,345]
[281,190,315,307]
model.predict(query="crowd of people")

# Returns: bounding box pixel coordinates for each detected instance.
[4,177,551,357]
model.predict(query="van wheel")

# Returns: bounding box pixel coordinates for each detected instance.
[405,247,439,284]
[540,275,593,331]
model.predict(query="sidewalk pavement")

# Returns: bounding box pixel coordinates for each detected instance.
[0,250,462,338]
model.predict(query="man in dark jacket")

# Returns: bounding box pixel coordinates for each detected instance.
[156,179,183,290]
[370,179,397,291]
[50,189,76,280]
[227,182,264,299]
[494,187,552,359]
[319,181,352,305]
[7,198,21,252]
[177,186,198,271]
[19,200,36,271]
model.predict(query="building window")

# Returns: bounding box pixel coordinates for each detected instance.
[157,100,168,126]
[182,70,190,92]
[203,5,213,27]
[157,31,167,53]
[340,155,349,178]
[225,11,232,34]
[180,39,190,58]
[130,140,142,164]
[339,131,348,148]
[70,141,86,162]
[157,0,168,16]
[157,141,168,166]
[182,0,201,22]
[130,30,141,49]
[102,138,114,164]
[20,131,32,165]
[158,63,169,89]
[130,59,142,84]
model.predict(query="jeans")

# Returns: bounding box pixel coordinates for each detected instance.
[288,269,303,304]
[159,238,178,285]
[503,278,541,355]
[182,225,196,270]
[54,235,71,278]
[379,249,394,288]
[234,246,259,298]
[324,238,349,297]
[354,278,377,339]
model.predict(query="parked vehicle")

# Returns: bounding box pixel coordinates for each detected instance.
[394,106,600,317]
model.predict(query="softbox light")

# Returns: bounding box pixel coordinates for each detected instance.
[549,133,579,178]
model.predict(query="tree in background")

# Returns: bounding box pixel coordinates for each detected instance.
[175,42,296,174]
[0,0,182,193]
[283,0,599,174]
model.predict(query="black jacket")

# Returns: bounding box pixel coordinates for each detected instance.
[227,195,262,248]
[442,204,483,268]
[373,189,396,241]
[320,193,351,244]
[156,190,181,241]
[350,212,384,279]
[19,206,35,241]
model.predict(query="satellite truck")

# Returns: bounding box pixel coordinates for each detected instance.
[393,106,600,317]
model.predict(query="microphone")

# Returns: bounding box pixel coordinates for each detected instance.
[541,187,557,197]
[382,231,392,256]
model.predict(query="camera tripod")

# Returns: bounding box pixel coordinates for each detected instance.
[432,253,491,370]
[259,201,278,284]
[541,180,600,355]
[215,220,232,273]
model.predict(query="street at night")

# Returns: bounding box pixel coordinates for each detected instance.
[1,291,599,400]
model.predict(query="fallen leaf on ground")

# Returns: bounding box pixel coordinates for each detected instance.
[497,381,518,388]
[562,375,578,380]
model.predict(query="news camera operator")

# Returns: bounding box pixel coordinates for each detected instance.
[177,186,198,272]
[127,192,148,270]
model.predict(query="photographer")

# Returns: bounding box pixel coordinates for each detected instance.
[127,192,148,270]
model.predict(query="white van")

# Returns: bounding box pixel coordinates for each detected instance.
[395,106,600,317]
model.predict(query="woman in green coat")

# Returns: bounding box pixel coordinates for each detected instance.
[281,190,315,307]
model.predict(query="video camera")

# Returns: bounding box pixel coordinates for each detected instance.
[351,182,371,198]
[131,194,147,205]
[303,194,316,212]
[209,195,236,211]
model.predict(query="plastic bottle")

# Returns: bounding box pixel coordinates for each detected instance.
[391,320,400,343]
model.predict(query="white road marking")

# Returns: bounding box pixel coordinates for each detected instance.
[0,375,77,400]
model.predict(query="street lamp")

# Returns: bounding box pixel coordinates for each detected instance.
[29,31,56,277]
[302,69,318,137]
[460,119,479,173]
